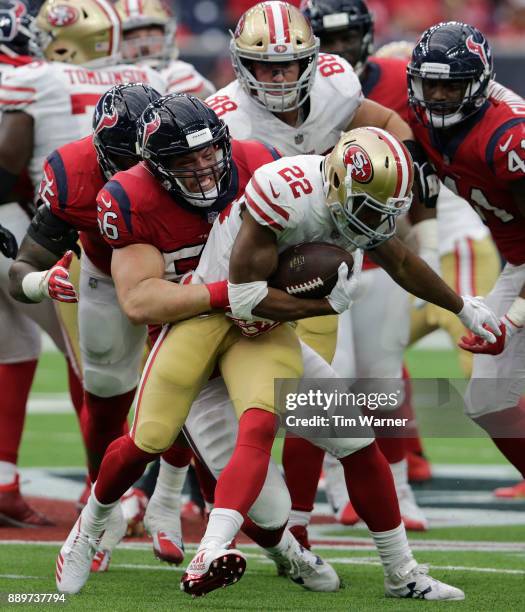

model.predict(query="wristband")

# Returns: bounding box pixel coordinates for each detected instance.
[206,280,229,309]
[21,270,48,302]
[505,296,525,328]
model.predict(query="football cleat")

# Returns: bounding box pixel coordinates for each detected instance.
[181,499,205,523]
[144,498,185,565]
[180,547,246,597]
[265,531,340,592]
[56,516,101,594]
[289,524,311,550]
[121,487,148,537]
[90,504,127,573]
[398,484,428,531]
[150,530,185,565]
[338,501,360,526]
[0,475,53,527]
[385,559,465,600]
[407,452,432,483]
[494,480,525,498]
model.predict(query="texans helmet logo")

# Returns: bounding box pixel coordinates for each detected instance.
[344,144,373,184]
[94,98,118,135]
[47,4,79,27]
[0,0,26,41]
[141,110,161,149]
[466,35,490,70]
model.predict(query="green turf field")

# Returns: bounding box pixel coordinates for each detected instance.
[5,347,521,610]
[0,542,523,611]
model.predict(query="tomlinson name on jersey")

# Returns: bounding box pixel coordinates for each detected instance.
[64,67,151,86]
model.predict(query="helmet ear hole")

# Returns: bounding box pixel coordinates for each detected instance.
[332,173,340,189]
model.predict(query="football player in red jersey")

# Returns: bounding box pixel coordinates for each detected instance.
[407,21,525,497]
[55,94,344,595]
[9,83,164,564]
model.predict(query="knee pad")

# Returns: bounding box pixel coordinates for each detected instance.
[83,366,137,397]
[133,420,176,454]
[317,436,375,460]
[247,461,291,530]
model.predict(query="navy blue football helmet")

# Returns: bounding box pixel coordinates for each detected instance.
[92,83,162,180]
[407,21,493,128]
[0,0,38,57]
[301,0,373,74]
[137,94,232,207]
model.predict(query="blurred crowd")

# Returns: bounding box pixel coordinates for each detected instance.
[170,0,525,89]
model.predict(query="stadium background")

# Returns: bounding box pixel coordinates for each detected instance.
[1,1,525,609]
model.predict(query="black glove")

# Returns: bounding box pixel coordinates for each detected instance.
[0,222,18,259]
[403,139,440,208]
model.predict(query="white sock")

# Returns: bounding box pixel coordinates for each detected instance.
[287,509,311,529]
[0,461,17,485]
[390,459,408,490]
[82,490,118,537]
[199,508,243,551]
[371,523,414,575]
[149,459,188,514]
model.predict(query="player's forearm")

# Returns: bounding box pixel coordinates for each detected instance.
[253,288,335,321]
[371,237,462,313]
[119,279,214,325]
[8,260,42,303]
[380,110,414,142]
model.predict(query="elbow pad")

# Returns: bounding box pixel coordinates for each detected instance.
[228,280,268,320]
[27,204,80,258]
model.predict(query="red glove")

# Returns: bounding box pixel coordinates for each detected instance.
[44,251,78,303]
[458,316,520,356]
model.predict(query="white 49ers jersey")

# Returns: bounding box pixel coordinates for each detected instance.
[194,154,354,284]
[206,53,362,156]
[162,59,215,99]
[0,60,166,188]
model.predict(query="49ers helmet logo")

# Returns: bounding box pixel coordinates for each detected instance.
[47,4,79,27]
[344,144,373,184]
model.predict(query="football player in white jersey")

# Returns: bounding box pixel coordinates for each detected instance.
[207,0,439,538]
[115,0,215,98]
[0,0,84,527]
[186,128,499,600]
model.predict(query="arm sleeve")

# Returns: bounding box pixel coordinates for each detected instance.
[0,62,43,116]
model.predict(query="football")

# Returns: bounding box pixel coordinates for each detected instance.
[269,242,354,299]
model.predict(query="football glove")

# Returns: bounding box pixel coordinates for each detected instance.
[457,295,501,344]
[326,261,361,314]
[0,222,18,259]
[403,140,440,209]
[21,250,78,303]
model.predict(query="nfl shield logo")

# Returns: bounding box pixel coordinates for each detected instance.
[295,133,304,145]
[207,211,218,224]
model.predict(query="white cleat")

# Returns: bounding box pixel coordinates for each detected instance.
[265,530,340,592]
[397,484,428,532]
[181,547,246,597]
[144,500,185,565]
[90,504,127,573]
[56,515,101,594]
[385,559,465,600]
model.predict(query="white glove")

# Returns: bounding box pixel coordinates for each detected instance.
[457,295,501,344]
[327,255,362,314]
[21,251,78,303]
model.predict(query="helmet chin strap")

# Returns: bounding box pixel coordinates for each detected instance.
[257,88,298,112]
[176,180,219,208]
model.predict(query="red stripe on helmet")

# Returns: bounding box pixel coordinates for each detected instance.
[265,3,276,43]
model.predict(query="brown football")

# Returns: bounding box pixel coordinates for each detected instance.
[269,242,354,299]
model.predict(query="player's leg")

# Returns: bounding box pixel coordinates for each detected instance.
[464,263,525,489]
[351,267,427,530]
[56,315,229,594]
[182,324,304,596]
[77,256,147,482]
[281,315,339,543]
[296,346,463,600]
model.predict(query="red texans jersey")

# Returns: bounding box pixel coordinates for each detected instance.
[409,84,525,265]
[361,56,409,121]
[97,139,280,281]
[37,136,110,273]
